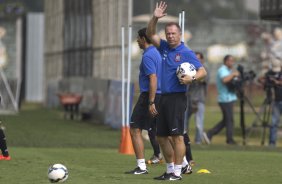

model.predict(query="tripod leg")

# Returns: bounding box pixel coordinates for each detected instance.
[244,96,271,145]
[244,96,264,123]
[239,98,246,145]
[261,103,272,146]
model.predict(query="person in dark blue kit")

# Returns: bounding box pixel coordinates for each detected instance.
[183,52,209,170]
[146,121,163,165]
[147,1,207,180]
[125,28,162,174]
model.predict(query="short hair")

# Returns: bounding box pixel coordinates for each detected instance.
[223,55,232,63]
[165,22,181,33]
[195,52,204,59]
[138,28,151,44]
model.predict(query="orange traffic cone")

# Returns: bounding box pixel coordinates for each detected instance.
[119,126,135,155]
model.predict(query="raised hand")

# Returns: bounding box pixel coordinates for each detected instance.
[154,1,167,19]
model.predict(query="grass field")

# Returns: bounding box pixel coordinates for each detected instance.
[0,103,281,184]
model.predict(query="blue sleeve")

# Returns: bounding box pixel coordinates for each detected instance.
[142,56,156,76]
[188,51,202,69]
[159,39,168,53]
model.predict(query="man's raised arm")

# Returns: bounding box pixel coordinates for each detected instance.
[146,1,167,48]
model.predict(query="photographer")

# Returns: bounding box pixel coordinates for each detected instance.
[259,59,282,146]
[204,55,239,144]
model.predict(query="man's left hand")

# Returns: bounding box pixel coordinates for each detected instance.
[179,75,193,85]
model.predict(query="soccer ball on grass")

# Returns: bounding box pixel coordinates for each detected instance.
[47,164,69,183]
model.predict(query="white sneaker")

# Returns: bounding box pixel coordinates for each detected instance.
[146,154,163,164]
[181,164,192,174]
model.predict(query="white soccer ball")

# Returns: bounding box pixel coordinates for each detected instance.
[48,164,69,183]
[176,62,196,79]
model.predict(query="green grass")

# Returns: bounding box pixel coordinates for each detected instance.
[0,103,281,183]
[3,105,119,148]
[1,147,282,184]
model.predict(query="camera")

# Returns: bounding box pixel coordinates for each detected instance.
[226,65,256,92]
[262,69,282,104]
[264,71,279,90]
[237,65,256,82]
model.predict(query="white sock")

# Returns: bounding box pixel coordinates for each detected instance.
[166,162,174,174]
[137,159,146,170]
[174,164,182,176]
[182,156,188,167]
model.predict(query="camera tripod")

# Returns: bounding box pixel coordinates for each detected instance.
[245,87,272,146]
[237,87,272,146]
